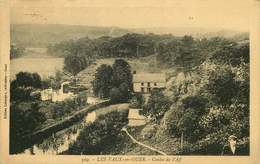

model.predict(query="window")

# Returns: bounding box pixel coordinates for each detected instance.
[147,82,150,87]
[141,82,144,86]
[147,87,151,93]
[154,82,157,86]
[141,87,144,93]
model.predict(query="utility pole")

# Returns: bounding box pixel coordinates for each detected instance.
[136,45,139,57]
[181,132,184,152]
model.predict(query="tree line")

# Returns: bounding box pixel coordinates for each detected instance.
[48,32,248,76]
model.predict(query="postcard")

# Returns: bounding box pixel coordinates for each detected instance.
[0,0,260,164]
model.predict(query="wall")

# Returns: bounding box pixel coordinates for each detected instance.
[133,82,165,93]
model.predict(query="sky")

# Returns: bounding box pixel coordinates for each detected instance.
[10,0,253,31]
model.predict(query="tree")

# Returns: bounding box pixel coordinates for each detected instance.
[10,102,46,153]
[92,59,132,103]
[64,55,89,76]
[142,89,171,122]
[118,82,130,102]
[109,87,123,103]
[11,72,42,101]
[15,72,42,88]
[206,67,239,106]
[112,59,133,90]
[67,111,128,155]
[92,64,113,98]
[129,93,145,108]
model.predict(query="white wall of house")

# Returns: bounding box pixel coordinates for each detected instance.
[133,82,166,93]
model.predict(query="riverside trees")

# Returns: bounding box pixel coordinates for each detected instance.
[10,72,46,153]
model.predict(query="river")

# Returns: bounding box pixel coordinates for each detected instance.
[22,111,97,155]
[10,48,64,80]
[21,104,132,155]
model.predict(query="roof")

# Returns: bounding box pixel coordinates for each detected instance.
[133,73,166,83]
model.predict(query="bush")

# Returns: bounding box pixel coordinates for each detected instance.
[129,93,145,108]
[142,89,171,122]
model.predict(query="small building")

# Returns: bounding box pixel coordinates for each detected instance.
[133,73,166,93]
[40,81,75,102]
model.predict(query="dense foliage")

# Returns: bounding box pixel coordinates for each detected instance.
[160,40,250,155]
[47,33,173,59]
[67,111,128,154]
[142,89,171,123]
[92,59,132,103]
[10,72,46,153]
[92,64,113,98]
[129,93,145,108]
[10,72,42,102]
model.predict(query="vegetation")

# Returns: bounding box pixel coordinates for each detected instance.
[10,29,249,155]
[92,59,132,103]
[129,93,145,108]
[10,72,46,153]
[10,44,25,59]
[142,89,171,123]
[156,40,249,155]
[42,92,87,120]
[10,71,87,154]
[10,72,42,102]
[92,64,113,98]
[67,111,128,155]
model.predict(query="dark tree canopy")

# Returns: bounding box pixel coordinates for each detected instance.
[64,55,89,76]
[112,59,133,90]
[15,72,42,88]
[92,64,113,98]
[92,59,132,102]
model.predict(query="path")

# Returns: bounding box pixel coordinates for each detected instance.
[121,127,167,155]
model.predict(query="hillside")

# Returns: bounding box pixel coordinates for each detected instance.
[11,24,248,48]
[11,24,130,47]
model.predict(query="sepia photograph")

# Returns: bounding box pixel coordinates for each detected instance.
[6,0,251,158]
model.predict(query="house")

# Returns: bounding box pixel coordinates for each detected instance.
[40,81,75,102]
[133,73,166,93]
